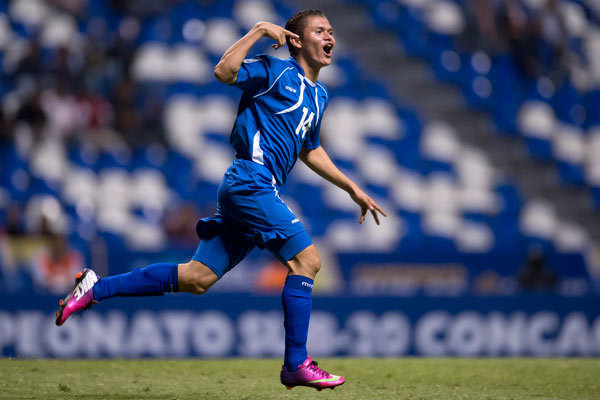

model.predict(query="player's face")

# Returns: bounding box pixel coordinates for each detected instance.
[299,16,335,69]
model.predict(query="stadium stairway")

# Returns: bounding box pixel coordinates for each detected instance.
[294,0,600,243]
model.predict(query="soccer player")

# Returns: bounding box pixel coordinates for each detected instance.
[55,9,386,390]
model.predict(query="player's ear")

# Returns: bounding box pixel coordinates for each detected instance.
[289,35,302,52]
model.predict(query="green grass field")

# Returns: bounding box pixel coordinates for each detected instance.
[1,358,599,400]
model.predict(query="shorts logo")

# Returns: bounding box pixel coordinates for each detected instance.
[291,218,300,224]
[285,85,297,93]
[302,281,314,289]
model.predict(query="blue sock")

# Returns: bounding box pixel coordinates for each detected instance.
[93,263,178,301]
[282,274,313,371]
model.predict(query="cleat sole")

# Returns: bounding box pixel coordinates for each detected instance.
[74,271,83,280]
[59,299,64,306]
[283,383,342,391]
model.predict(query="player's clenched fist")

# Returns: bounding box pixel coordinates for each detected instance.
[253,21,299,50]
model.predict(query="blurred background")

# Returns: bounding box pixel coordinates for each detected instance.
[1,0,600,358]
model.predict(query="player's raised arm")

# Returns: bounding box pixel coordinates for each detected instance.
[213,22,299,85]
[299,146,387,225]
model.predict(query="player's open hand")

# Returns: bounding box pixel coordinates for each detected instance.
[350,188,387,225]
[254,21,299,50]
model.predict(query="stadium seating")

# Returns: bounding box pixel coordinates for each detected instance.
[366,0,600,200]
[0,0,596,296]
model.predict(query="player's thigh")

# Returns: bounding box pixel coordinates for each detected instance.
[264,229,314,268]
[191,228,255,280]
[219,162,307,246]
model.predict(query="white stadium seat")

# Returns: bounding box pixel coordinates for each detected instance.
[24,194,67,234]
[520,200,557,240]
[455,147,496,189]
[517,101,556,139]
[62,167,98,207]
[561,1,587,38]
[362,98,403,139]
[425,1,465,35]
[194,142,233,184]
[9,0,48,27]
[458,187,500,214]
[323,183,361,213]
[125,219,166,250]
[132,43,172,81]
[233,0,280,30]
[455,221,495,253]
[98,169,131,211]
[97,207,132,234]
[0,13,12,50]
[131,169,171,211]
[41,13,79,48]
[164,96,205,156]
[198,96,237,135]
[30,139,67,183]
[552,124,586,165]
[203,18,240,55]
[553,221,590,252]
[421,121,459,163]
[170,45,210,83]
[424,173,459,214]
[322,99,366,159]
[390,169,426,212]
[356,145,398,187]
[423,210,461,238]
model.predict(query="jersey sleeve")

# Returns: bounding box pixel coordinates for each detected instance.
[233,55,272,93]
[303,94,329,150]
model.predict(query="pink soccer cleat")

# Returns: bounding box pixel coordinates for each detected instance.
[280,356,345,391]
[55,269,99,326]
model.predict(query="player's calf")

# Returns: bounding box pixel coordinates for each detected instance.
[56,263,182,326]
[177,261,219,295]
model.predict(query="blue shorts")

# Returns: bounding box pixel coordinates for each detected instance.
[192,159,312,278]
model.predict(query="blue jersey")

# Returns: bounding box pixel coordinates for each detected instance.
[230,55,329,185]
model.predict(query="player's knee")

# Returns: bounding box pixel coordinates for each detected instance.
[287,245,322,278]
[297,253,321,277]
[310,257,322,275]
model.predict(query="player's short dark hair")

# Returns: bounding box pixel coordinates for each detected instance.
[285,9,326,57]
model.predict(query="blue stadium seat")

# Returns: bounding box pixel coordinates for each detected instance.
[95,151,130,172]
[163,150,196,200]
[551,81,582,125]
[582,90,600,127]
[556,162,585,185]
[525,137,553,160]
[592,187,600,207]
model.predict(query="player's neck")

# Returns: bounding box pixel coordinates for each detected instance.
[293,56,320,84]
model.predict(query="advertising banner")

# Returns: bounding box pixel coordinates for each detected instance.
[1,294,599,358]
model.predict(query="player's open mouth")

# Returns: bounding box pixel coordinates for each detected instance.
[323,44,333,57]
